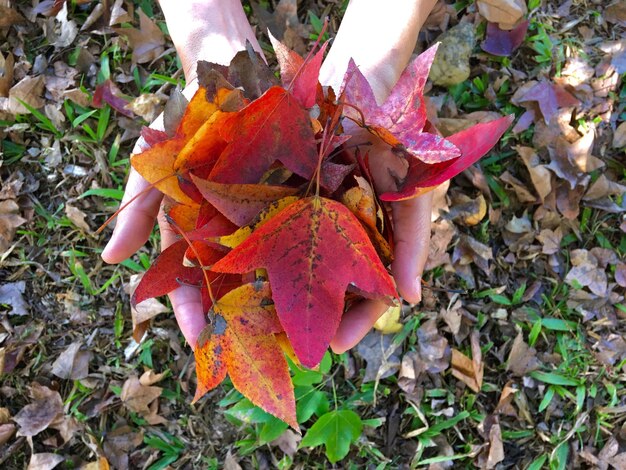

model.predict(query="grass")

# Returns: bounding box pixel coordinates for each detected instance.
[1,0,625,468]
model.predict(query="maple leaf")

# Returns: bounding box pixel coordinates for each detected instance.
[212,196,396,368]
[270,34,328,108]
[342,44,461,163]
[132,240,203,306]
[381,115,514,201]
[191,176,299,226]
[209,86,318,184]
[194,282,297,429]
[197,43,278,101]
[131,86,240,205]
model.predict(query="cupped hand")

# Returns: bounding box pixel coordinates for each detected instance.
[329,128,433,353]
[101,86,208,349]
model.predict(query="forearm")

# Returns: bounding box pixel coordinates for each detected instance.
[320,0,437,102]
[159,0,261,81]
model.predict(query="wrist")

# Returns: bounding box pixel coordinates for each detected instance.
[159,0,261,81]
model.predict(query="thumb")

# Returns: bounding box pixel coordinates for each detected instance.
[390,191,433,304]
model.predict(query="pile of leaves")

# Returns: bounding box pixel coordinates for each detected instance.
[125,36,512,427]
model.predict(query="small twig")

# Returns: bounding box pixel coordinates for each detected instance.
[0,436,26,466]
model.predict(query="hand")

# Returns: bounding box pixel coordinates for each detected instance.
[329,128,433,353]
[103,0,437,354]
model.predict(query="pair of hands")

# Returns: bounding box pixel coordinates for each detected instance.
[101,0,435,353]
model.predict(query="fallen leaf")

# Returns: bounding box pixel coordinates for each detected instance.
[0,75,45,115]
[451,331,483,393]
[355,330,401,382]
[476,0,527,29]
[513,80,580,124]
[613,121,626,148]
[125,93,162,122]
[506,330,540,376]
[194,283,297,428]
[13,383,64,437]
[446,193,487,226]
[45,3,78,49]
[124,274,170,341]
[0,281,28,315]
[102,425,144,470]
[616,263,626,288]
[209,87,318,184]
[139,369,168,386]
[51,341,92,380]
[0,5,25,28]
[477,415,505,469]
[191,178,299,226]
[252,0,309,55]
[113,9,165,65]
[92,79,133,117]
[65,204,92,233]
[27,453,65,470]
[565,249,607,296]
[212,197,396,367]
[0,423,15,446]
[120,375,162,415]
[0,51,14,97]
[606,1,626,27]
[517,146,552,202]
[536,227,563,255]
[481,20,529,56]
[373,305,403,334]
[272,429,301,458]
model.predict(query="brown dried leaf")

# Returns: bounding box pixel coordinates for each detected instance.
[139,369,168,386]
[0,281,28,316]
[494,382,518,415]
[447,193,487,226]
[616,263,626,288]
[583,174,626,201]
[450,331,483,393]
[51,341,92,380]
[13,383,64,437]
[355,330,401,382]
[103,425,144,470]
[0,52,14,97]
[0,75,45,115]
[517,146,552,202]
[506,331,540,376]
[252,0,308,55]
[45,3,78,49]
[0,423,16,446]
[606,1,626,27]
[271,429,301,458]
[0,198,27,254]
[0,5,25,27]
[613,121,626,148]
[124,274,169,339]
[476,0,526,28]
[120,375,162,415]
[536,227,563,255]
[565,249,607,296]
[113,9,165,65]
[65,204,92,233]
[27,453,65,470]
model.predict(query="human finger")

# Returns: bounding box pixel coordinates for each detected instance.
[101,169,163,264]
[390,191,433,304]
[330,299,389,353]
[157,208,206,349]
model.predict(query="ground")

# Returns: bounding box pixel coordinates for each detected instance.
[1,0,625,469]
